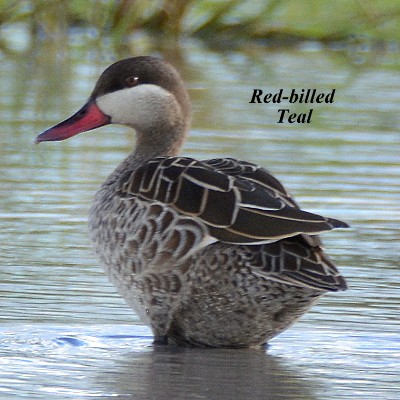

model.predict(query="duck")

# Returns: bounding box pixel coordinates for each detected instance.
[36,56,348,348]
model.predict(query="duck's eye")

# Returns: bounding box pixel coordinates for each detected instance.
[125,76,139,87]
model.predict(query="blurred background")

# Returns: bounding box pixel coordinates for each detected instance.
[1,1,400,400]
[2,0,400,47]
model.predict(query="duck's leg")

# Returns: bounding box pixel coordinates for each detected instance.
[153,335,169,345]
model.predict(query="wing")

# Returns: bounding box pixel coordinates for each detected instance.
[202,158,325,247]
[118,156,348,244]
[241,236,347,291]
[203,157,297,205]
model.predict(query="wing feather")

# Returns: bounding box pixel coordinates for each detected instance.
[118,156,348,244]
[241,236,347,291]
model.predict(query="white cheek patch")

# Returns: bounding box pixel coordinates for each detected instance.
[96,85,174,127]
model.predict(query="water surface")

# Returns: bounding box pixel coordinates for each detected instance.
[1,37,399,399]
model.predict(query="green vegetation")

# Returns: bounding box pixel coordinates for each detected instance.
[1,0,400,49]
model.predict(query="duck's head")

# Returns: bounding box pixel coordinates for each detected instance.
[36,56,192,157]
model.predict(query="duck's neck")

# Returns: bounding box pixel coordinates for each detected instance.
[104,123,188,187]
[134,124,187,160]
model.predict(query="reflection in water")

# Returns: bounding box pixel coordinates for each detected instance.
[98,346,316,400]
[1,324,399,399]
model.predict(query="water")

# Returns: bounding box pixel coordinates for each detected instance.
[1,35,400,399]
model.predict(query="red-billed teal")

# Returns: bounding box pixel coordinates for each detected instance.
[36,56,348,348]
